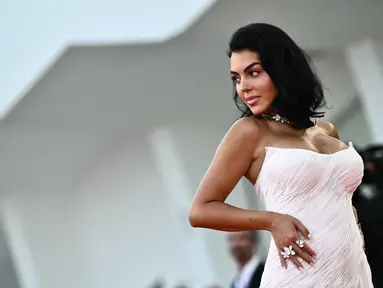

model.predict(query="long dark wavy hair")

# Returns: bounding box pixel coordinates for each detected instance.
[227,23,326,129]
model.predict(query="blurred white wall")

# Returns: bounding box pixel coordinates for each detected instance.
[319,41,383,147]
[2,190,78,288]
[1,0,215,118]
[168,125,250,286]
[77,135,182,288]
[337,104,372,147]
[0,124,251,288]
[0,225,19,288]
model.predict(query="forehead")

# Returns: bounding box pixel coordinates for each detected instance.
[230,50,261,71]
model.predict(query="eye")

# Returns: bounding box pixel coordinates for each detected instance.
[249,70,260,77]
[231,75,240,84]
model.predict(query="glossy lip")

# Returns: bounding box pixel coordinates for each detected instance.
[245,96,260,105]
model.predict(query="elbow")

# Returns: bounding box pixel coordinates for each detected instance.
[188,204,205,228]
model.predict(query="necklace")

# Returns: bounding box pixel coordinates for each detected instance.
[261,113,293,125]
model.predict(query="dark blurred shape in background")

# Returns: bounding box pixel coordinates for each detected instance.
[353,144,383,287]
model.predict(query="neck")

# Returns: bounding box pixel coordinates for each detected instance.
[261,113,292,125]
[237,256,253,271]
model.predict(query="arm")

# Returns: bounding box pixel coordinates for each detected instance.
[188,118,275,231]
[190,118,315,269]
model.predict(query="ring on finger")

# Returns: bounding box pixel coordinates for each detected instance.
[296,239,305,248]
[281,245,296,259]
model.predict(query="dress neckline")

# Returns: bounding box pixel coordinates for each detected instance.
[264,142,354,157]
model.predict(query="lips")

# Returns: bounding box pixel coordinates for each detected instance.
[245,96,260,105]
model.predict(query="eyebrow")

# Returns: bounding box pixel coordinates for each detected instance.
[230,61,261,75]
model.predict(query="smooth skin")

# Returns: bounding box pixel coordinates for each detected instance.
[189,50,363,270]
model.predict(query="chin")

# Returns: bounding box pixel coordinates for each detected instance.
[249,106,266,116]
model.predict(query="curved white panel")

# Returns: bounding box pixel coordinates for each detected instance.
[0,0,216,118]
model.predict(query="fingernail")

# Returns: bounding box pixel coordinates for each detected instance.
[299,267,305,273]
[308,234,311,239]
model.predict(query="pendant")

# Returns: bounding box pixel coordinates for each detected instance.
[261,113,292,125]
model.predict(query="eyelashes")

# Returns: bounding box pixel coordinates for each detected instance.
[231,76,239,84]
[230,70,260,84]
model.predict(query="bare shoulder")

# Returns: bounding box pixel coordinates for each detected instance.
[225,117,263,144]
[213,116,265,166]
[191,117,263,207]
[316,120,339,139]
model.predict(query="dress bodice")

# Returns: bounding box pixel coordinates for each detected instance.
[254,143,364,213]
[254,143,373,287]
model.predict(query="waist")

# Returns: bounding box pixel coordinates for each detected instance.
[267,227,364,271]
[268,216,363,260]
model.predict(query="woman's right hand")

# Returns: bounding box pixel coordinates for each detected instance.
[269,213,316,270]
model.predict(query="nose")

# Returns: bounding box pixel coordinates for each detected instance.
[239,79,252,92]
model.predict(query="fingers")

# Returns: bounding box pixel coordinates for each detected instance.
[293,218,311,240]
[301,241,316,259]
[289,255,304,271]
[292,243,315,265]
[279,238,316,271]
[292,220,316,258]
[279,246,304,271]
[291,229,315,259]
[276,215,317,271]
[279,253,287,269]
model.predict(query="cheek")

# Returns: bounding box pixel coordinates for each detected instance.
[259,76,277,96]
[236,85,245,100]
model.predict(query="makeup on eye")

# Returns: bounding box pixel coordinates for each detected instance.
[230,61,262,75]
[230,70,260,83]
[249,70,260,77]
[230,75,239,84]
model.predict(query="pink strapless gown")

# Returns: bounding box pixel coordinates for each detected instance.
[255,143,373,287]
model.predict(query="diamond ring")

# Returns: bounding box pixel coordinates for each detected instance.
[296,239,305,248]
[281,246,296,259]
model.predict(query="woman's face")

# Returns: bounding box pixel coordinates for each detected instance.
[230,50,277,115]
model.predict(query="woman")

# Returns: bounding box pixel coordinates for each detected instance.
[188,23,372,287]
